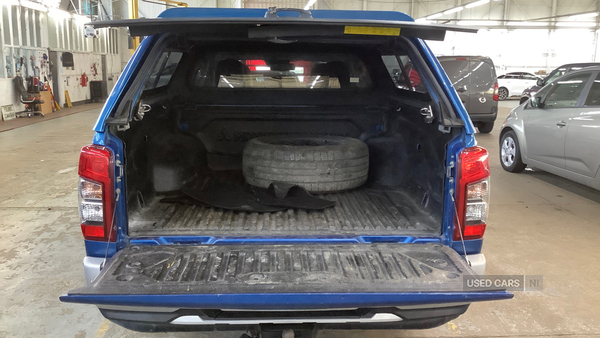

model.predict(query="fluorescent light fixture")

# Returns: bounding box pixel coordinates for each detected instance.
[507,21,548,26]
[415,18,432,23]
[426,13,443,20]
[20,0,48,12]
[443,6,464,15]
[303,0,316,10]
[556,22,596,27]
[568,12,598,21]
[465,0,490,9]
[458,20,499,26]
[48,7,71,20]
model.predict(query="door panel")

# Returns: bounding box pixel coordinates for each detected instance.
[467,60,495,116]
[565,73,600,177]
[525,108,572,168]
[525,72,592,168]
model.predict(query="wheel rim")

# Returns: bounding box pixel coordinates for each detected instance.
[501,136,517,167]
[499,88,508,100]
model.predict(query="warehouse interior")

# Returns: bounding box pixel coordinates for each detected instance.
[1,0,600,337]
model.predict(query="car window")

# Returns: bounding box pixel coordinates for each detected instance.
[383,54,427,93]
[440,59,470,91]
[523,74,538,80]
[584,73,600,106]
[544,67,568,84]
[197,53,370,90]
[543,73,591,109]
[470,61,495,92]
[498,75,505,79]
[145,51,183,90]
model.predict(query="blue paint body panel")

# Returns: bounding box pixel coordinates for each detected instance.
[61,291,513,309]
[158,8,413,21]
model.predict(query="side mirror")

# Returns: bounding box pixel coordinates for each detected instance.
[530,96,545,108]
[536,78,544,87]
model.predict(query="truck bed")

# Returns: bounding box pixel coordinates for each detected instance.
[129,187,439,237]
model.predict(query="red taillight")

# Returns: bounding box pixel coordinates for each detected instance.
[78,145,115,242]
[493,82,499,101]
[453,146,490,241]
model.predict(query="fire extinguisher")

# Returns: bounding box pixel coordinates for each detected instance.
[80,72,88,87]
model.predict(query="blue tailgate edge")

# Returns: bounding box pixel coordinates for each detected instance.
[61,292,512,309]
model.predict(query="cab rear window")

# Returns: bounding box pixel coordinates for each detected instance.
[194,53,371,90]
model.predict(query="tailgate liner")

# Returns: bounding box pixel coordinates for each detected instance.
[72,243,478,294]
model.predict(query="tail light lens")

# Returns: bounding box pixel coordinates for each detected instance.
[453,146,490,241]
[493,82,499,101]
[78,145,116,242]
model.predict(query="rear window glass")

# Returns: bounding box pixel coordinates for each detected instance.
[382,54,428,93]
[470,61,495,91]
[145,51,182,90]
[196,54,370,90]
[440,59,470,89]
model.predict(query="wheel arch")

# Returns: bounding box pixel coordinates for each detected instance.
[499,126,528,164]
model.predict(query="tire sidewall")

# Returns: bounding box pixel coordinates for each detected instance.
[500,130,523,172]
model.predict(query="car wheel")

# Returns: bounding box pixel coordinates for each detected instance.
[498,87,509,101]
[243,135,369,193]
[499,130,526,173]
[478,122,494,133]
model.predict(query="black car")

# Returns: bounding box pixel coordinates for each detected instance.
[438,56,499,133]
[520,62,600,104]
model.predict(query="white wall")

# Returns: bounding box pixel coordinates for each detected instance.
[55,52,123,106]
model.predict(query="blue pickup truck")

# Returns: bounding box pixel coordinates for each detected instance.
[60,7,512,335]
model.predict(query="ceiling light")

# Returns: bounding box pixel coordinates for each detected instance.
[415,18,431,23]
[426,13,443,20]
[458,20,499,26]
[303,0,316,10]
[466,0,490,9]
[568,12,598,21]
[19,0,48,12]
[443,6,464,15]
[556,22,596,27]
[507,21,548,26]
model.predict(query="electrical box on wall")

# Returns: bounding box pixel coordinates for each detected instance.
[62,53,74,68]
[85,26,98,39]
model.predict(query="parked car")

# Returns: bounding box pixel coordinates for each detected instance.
[500,66,600,190]
[520,62,600,104]
[60,8,512,335]
[497,72,540,101]
[438,56,498,133]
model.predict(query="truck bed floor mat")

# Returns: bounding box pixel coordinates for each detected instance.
[129,187,438,237]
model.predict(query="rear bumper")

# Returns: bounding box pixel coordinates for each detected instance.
[97,304,471,332]
[469,111,497,123]
[83,256,104,285]
[469,104,498,123]
[466,253,486,275]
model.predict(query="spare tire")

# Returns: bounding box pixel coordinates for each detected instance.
[243,136,369,193]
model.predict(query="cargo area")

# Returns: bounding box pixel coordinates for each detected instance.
[115,39,457,239]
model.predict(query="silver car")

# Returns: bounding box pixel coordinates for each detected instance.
[500,66,600,190]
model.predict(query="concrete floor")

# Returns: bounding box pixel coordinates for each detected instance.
[1,101,599,338]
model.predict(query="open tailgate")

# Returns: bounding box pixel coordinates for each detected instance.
[61,243,511,310]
